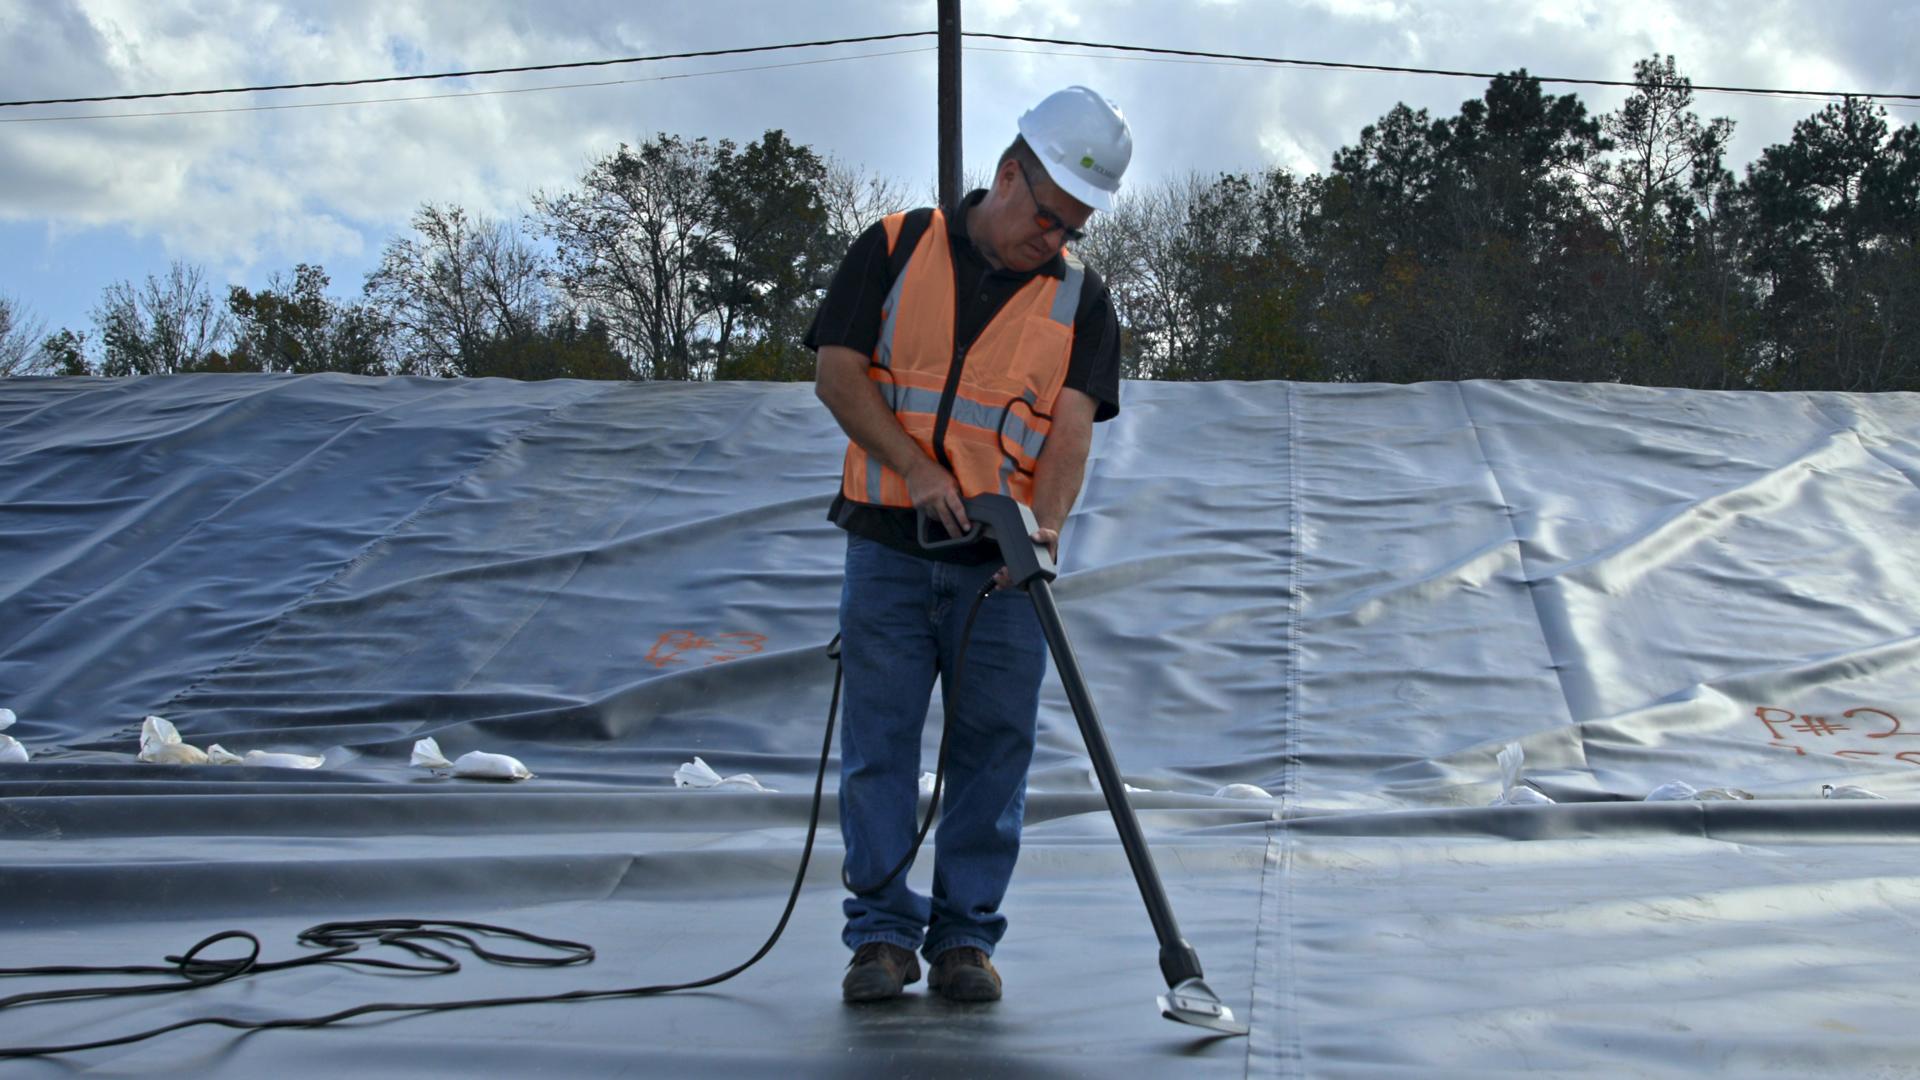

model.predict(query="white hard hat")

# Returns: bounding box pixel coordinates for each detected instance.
[1016,86,1132,212]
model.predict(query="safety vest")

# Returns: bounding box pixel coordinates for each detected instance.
[840,208,1086,508]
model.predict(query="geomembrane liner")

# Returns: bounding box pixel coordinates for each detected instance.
[3,374,1917,1074]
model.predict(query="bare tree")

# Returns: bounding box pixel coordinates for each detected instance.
[94,262,233,375]
[819,157,913,253]
[1,295,49,376]
[1085,172,1213,378]
[918,165,996,210]
[364,204,549,377]
[535,136,717,381]
[1074,188,1153,375]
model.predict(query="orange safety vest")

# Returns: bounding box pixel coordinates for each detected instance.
[840,208,1086,508]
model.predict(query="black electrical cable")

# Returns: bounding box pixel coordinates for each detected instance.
[0,31,936,109]
[8,26,1911,113]
[0,47,938,125]
[965,31,1920,103]
[0,583,999,1058]
[841,579,995,895]
[0,923,595,1055]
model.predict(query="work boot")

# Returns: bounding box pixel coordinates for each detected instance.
[842,942,921,1003]
[928,946,1002,1003]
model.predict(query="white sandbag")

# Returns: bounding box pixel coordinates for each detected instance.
[1823,784,1887,800]
[243,749,325,769]
[412,737,532,780]
[1489,742,1555,806]
[1646,781,1754,801]
[1083,761,1156,794]
[0,708,24,762]
[411,737,453,769]
[673,756,772,792]
[138,716,208,765]
[449,750,534,781]
[1214,783,1275,800]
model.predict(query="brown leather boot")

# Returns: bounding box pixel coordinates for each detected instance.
[927,946,1002,1002]
[842,942,921,1003]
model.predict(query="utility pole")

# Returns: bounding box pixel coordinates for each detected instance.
[938,0,961,211]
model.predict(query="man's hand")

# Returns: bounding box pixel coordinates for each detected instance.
[907,457,970,540]
[817,346,968,543]
[1000,387,1093,589]
[992,526,1058,591]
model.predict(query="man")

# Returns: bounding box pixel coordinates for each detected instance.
[807,86,1132,1005]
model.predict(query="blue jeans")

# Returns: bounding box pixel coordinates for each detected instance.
[837,534,1047,962]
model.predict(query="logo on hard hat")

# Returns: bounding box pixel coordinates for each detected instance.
[1080,155,1118,180]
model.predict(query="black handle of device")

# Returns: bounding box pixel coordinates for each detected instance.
[956,495,1057,587]
[960,494,1205,991]
[916,512,983,550]
[916,497,1058,588]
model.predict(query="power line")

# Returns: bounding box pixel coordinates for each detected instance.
[966,43,1920,111]
[966,32,1920,103]
[0,48,936,125]
[0,32,934,109]
[3,27,1912,118]
[13,42,1905,128]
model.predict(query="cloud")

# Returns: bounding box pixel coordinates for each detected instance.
[0,0,1908,324]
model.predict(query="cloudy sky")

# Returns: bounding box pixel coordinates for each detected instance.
[1,0,1914,343]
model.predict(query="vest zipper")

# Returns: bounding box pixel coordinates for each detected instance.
[930,263,1006,475]
[930,341,965,472]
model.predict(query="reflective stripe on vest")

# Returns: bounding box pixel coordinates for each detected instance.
[842,209,1082,509]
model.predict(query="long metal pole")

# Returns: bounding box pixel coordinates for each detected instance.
[950,494,1238,1030]
[937,0,962,210]
[1026,578,1207,989]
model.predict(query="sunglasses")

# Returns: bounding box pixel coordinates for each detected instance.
[1016,162,1086,244]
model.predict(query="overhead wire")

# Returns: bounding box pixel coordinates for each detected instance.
[0,46,937,125]
[965,32,1920,104]
[0,31,936,108]
[964,43,1920,111]
[968,43,1920,115]
[1,27,1912,123]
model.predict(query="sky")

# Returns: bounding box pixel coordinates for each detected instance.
[1,0,1915,347]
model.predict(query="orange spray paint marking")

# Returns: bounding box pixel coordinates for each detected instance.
[1852,707,1915,739]
[1755,705,1919,768]
[704,632,768,665]
[647,630,767,668]
[1788,715,1848,737]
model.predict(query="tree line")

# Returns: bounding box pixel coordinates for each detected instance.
[4,55,1916,392]
[3,130,904,383]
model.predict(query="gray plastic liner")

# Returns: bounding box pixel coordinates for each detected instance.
[3,373,1918,1075]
